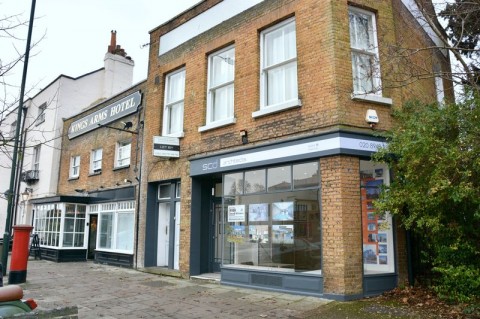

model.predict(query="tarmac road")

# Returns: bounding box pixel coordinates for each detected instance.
[17,259,330,319]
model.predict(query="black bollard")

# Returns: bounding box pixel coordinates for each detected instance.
[0,263,3,287]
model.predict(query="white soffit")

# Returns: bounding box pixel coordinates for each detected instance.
[159,0,264,55]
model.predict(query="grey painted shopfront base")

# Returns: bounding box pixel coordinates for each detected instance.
[95,251,133,268]
[221,267,398,300]
[364,273,398,297]
[221,267,324,297]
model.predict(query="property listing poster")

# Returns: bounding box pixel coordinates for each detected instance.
[361,166,394,273]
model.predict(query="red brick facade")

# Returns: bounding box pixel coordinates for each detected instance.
[137,0,451,298]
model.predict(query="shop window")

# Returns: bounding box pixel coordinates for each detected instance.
[244,169,266,194]
[163,68,185,137]
[267,165,292,192]
[33,204,61,247]
[200,45,235,131]
[222,161,321,273]
[63,204,86,247]
[256,17,300,118]
[349,7,382,96]
[115,141,131,168]
[90,148,102,173]
[293,162,319,189]
[224,172,244,196]
[97,201,135,253]
[70,155,80,178]
[33,203,86,249]
[360,161,394,274]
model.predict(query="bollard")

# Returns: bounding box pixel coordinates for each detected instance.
[0,263,3,287]
[8,225,34,284]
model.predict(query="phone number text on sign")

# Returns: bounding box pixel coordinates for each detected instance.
[358,141,385,151]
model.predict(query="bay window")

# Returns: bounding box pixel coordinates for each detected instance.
[33,203,86,248]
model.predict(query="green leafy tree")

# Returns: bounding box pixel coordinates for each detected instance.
[373,99,480,302]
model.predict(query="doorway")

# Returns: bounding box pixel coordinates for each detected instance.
[156,181,181,269]
[157,203,170,266]
[87,215,98,259]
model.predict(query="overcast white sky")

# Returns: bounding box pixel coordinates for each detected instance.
[2,0,201,101]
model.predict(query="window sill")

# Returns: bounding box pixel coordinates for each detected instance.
[68,176,79,181]
[198,117,236,132]
[351,93,392,106]
[113,165,130,171]
[252,99,302,118]
[89,171,102,177]
[162,132,185,138]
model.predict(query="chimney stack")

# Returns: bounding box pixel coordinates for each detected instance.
[108,30,117,54]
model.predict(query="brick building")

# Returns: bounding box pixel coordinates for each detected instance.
[30,81,145,265]
[138,0,451,299]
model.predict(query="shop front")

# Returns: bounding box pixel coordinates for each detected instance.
[30,187,136,267]
[189,131,399,299]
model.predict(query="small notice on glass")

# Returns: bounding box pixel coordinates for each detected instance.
[227,205,245,222]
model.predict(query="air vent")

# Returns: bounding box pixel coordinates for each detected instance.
[251,274,283,287]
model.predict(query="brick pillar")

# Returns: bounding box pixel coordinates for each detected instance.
[321,155,362,299]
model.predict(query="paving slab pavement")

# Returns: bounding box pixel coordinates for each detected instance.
[14,259,330,319]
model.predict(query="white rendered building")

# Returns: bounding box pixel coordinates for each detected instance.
[0,31,134,232]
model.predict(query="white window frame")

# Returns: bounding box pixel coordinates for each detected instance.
[32,145,41,171]
[90,148,103,174]
[97,201,135,254]
[163,68,185,137]
[199,46,236,132]
[36,102,46,125]
[115,141,131,168]
[9,121,17,138]
[349,7,392,105]
[70,155,80,178]
[254,17,301,118]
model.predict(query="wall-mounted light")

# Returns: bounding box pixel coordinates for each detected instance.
[240,130,248,145]
[21,188,33,202]
[124,179,132,184]
[75,189,86,193]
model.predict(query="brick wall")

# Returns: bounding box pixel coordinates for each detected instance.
[321,156,362,296]
[58,82,145,196]
[140,0,450,285]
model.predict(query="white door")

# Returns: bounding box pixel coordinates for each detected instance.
[157,203,170,266]
[173,202,181,270]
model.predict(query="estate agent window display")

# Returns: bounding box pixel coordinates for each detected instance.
[222,161,321,273]
[360,160,395,274]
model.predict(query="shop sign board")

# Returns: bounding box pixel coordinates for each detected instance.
[190,132,388,176]
[153,136,180,158]
[68,91,142,139]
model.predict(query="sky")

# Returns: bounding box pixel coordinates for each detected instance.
[1,0,201,102]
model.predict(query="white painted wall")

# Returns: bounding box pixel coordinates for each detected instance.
[0,51,134,230]
[159,0,264,55]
